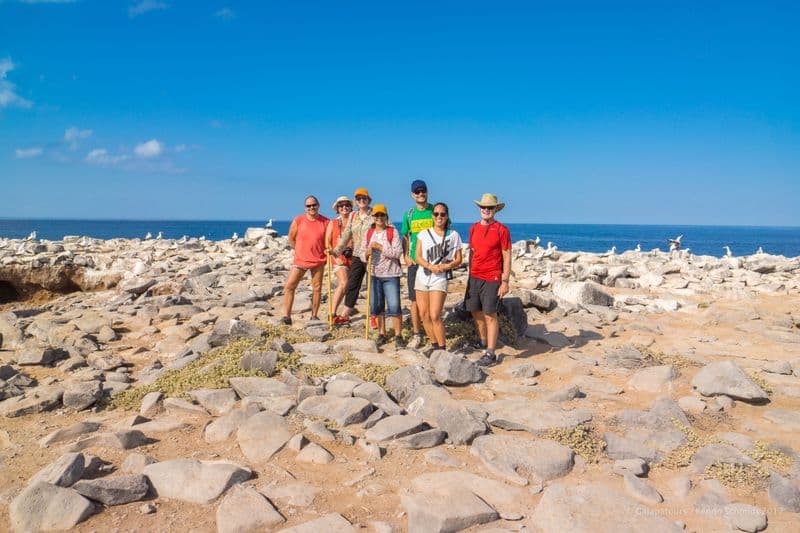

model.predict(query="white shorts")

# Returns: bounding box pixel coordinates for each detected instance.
[415,277,448,293]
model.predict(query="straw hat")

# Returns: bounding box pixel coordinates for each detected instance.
[331,196,352,211]
[473,193,505,213]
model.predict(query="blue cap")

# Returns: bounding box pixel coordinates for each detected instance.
[411,179,427,192]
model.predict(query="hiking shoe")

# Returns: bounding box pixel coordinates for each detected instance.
[393,337,406,351]
[281,316,292,326]
[407,334,424,350]
[468,339,488,352]
[333,315,350,325]
[476,352,498,367]
[375,334,387,346]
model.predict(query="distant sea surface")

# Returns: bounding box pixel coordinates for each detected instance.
[1,219,799,258]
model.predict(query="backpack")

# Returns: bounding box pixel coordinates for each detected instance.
[365,226,395,246]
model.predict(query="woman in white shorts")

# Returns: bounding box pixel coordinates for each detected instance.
[414,202,462,352]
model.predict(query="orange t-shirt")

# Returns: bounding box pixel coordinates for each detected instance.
[292,214,329,268]
[330,217,352,268]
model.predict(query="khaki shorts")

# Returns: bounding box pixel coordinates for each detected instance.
[415,277,448,293]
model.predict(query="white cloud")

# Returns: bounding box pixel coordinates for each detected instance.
[64,126,92,150]
[215,7,236,20]
[134,139,163,158]
[15,147,43,158]
[0,57,33,110]
[128,0,168,18]
[174,143,186,152]
[86,148,128,166]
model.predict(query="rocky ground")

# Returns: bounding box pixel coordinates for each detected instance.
[1,230,799,532]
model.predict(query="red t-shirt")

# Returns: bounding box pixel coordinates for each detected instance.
[292,214,329,268]
[469,221,511,282]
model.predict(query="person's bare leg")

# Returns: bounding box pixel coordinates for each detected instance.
[411,301,421,334]
[415,290,435,341]
[471,310,487,344]
[391,316,402,337]
[378,315,386,335]
[485,312,499,351]
[333,268,348,316]
[310,265,324,317]
[283,267,306,319]
[429,290,447,347]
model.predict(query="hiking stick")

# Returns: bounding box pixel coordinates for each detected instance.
[327,252,333,331]
[365,252,372,340]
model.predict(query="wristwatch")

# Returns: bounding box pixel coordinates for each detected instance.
[501,278,510,283]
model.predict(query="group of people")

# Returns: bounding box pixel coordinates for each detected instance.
[281,179,511,367]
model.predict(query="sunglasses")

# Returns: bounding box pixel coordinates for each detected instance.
[355,195,369,201]
[432,212,448,218]
[305,203,319,208]
[479,205,495,211]
[413,188,427,195]
[374,213,387,218]
[337,203,352,209]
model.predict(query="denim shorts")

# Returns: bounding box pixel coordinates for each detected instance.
[371,276,401,317]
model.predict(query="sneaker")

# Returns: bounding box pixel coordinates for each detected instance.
[476,352,498,367]
[407,333,424,350]
[333,315,350,325]
[393,337,406,351]
[370,316,378,328]
[468,339,488,352]
[281,316,292,326]
[375,334,387,346]
[308,316,321,323]
[422,344,440,358]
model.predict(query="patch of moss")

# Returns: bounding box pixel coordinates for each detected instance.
[747,372,773,395]
[661,419,716,469]
[746,441,793,470]
[705,462,769,490]
[110,337,265,410]
[545,425,606,463]
[635,345,700,369]
[297,353,397,387]
[697,301,711,309]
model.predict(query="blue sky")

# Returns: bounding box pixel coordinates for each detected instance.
[1,0,798,225]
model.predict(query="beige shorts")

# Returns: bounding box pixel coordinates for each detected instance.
[415,277,448,293]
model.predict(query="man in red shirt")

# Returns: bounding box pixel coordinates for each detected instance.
[466,193,511,366]
[283,195,329,325]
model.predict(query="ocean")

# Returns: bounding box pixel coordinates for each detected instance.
[1,219,799,258]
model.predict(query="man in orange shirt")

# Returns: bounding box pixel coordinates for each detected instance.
[282,195,329,325]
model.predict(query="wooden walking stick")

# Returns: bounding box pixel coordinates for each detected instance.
[365,251,373,340]
[327,252,333,331]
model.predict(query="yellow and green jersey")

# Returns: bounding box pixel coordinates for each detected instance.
[401,204,434,264]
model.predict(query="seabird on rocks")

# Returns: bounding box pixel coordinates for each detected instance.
[231,232,239,242]
[25,231,37,241]
[178,235,188,244]
[533,236,541,248]
[635,243,641,253]
[724,245,733,257]
[266,219,274,228]
[756,246,765,255]
[144,232,152,240]
[537,266,553,288]
[156,231,163,240]
[668,234,683,251]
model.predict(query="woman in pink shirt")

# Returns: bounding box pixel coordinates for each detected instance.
[282,195,329,325]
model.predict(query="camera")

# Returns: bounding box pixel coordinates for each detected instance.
[341,247,354,259]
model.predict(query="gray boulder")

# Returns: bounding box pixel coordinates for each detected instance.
[470,434,574,486]
[691,361,768,402]
[485,398,592,434]
[29,452,85,487]
[364,415,427,442]
[278,513,356,533]
[9,482,95,532]
[385,366,435,405]
[239,349,278,376]
[143,459,252,504]
[237,411,292,462]
[553,280,613,307]
[401,490,498,533]
[296,395,374,426]
[429,350,484,386]
[407,386,488,445]
[72,474,150,505]
[216,484,285,533]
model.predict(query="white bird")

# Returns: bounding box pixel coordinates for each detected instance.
[537,266,553,288]
[607,246,617,255]
[756,246,764,255]
[25,231,37,241]
[231,232,239,242]
[533,236,541,248]
[178,235,188,244]
[79,236,91,247]
[265,219,273,229]
[541,244,558,258]
[144,232,152,240]
[199,235,206,241]
[635,243,641,253]
[723,245,732,257]
[156,231,163,240]
[649,247,662,256]
[668,234,683,251]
